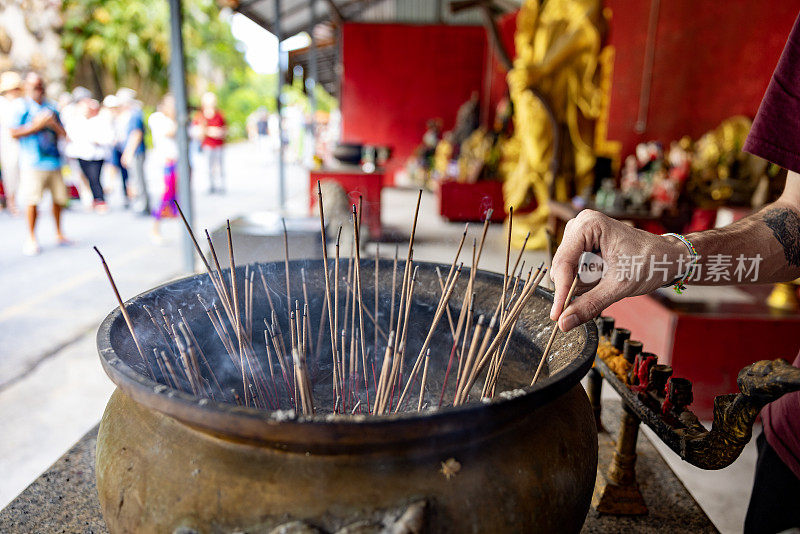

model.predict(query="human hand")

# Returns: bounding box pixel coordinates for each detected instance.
[32,110,54,129]
[120,150,132,169]
[549,210,686,332]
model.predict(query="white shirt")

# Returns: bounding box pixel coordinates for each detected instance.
[0,95,21,164]
[148,111,177,162]
[65,112,114,161]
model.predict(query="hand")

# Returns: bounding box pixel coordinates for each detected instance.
[32,110,54,129]
[120,150,132,169]
[549,210,686,332]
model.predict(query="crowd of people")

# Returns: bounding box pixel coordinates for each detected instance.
[0,70,229,255]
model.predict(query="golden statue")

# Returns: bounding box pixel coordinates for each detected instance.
[503,0,610,248]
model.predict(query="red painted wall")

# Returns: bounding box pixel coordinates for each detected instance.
[603,1,797,157]
[340,23,487,182]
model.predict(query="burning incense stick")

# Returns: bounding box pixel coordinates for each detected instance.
[226,220,248,406]
[531,274,580,386]
[396,264,463,411]
[352,204,370,408]
[418,349,430,412]
[373,244,380,362]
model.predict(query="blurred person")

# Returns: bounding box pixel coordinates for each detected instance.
[117,88,150,214]
[148,94,178,242]
[65,97,114,212]
[61,87,94,208]
[12,72,68,256]
[103,94,133,207]
[246,106,271,162]
[0,71,23,215]
[192,91,226,194]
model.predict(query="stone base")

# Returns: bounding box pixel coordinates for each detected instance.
[592,469,648,515]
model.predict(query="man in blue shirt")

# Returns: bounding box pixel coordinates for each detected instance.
[12,72,68,256]
[118,88,150,215]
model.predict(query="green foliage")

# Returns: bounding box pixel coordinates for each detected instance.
[62,0,337,141]
[210,69,278,140]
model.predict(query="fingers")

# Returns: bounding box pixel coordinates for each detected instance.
[558,280,617,332]
[549,212,601,320]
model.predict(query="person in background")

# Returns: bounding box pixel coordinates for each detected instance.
[117,88,149,215]
[61,86,93,208]
[12,72,68,256]
[102,94,134,208]
[0,71,23,215]
[148,94,178,242]
[64,97,113,212]
[193,91,226,194]
[247,106,271,163]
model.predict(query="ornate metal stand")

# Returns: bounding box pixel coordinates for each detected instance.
[590,316,800,515]
[592,405,647,515]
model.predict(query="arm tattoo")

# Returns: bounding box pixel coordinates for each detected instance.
[762,207,800,267]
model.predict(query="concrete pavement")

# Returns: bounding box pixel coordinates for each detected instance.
[0,141,309,507]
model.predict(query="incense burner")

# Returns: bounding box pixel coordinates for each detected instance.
[95,260,598,533]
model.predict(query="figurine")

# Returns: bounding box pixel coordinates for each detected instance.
[432,132,454,181]
[595,178,617,211]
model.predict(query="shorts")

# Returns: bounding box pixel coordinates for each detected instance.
[18,167,68,206]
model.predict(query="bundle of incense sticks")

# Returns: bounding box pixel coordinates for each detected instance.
[95,187,574,417]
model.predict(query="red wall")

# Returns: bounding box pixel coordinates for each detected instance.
[340,23,487,181]
[603,1,797,157]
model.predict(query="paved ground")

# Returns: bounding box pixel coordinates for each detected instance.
[0,141,310,506]
[0,142,757,533]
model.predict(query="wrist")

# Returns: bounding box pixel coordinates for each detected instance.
[660,233,699,290]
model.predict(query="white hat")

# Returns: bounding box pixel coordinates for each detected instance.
[0,72,22,94]
[71,86,92,102]
[102,94,120,108]
[116,87,137,105]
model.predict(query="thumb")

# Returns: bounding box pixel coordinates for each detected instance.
[557,280,617,332]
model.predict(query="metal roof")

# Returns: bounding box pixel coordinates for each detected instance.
[226,0,489,40]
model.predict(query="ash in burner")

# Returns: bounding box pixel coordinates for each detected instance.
[96,190,568,418]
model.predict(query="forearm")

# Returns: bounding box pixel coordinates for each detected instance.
[10,124,40,139]
[549,172,800,329]
[124,130,143,155]
[50,122,65,138]
[680,200,800,285]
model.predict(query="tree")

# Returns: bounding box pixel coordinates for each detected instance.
[62,0,249,104]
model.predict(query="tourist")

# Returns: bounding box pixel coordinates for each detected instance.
[61,86,94,208]
[148,94,178,242]
[193,91,226,194]
[102,93,134,208]
[64,97,114,212]
[12,73,68,256]
[0,71,23,215]
[117,88,149,214]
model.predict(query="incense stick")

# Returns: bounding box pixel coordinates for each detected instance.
[531,274,580,386]
[282,217,291,315]
[94,247,148,367]
[226,220,248,406]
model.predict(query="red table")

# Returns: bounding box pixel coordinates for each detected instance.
[309,166,385,238]
[606,286,800,418]
[437,180,506,222]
